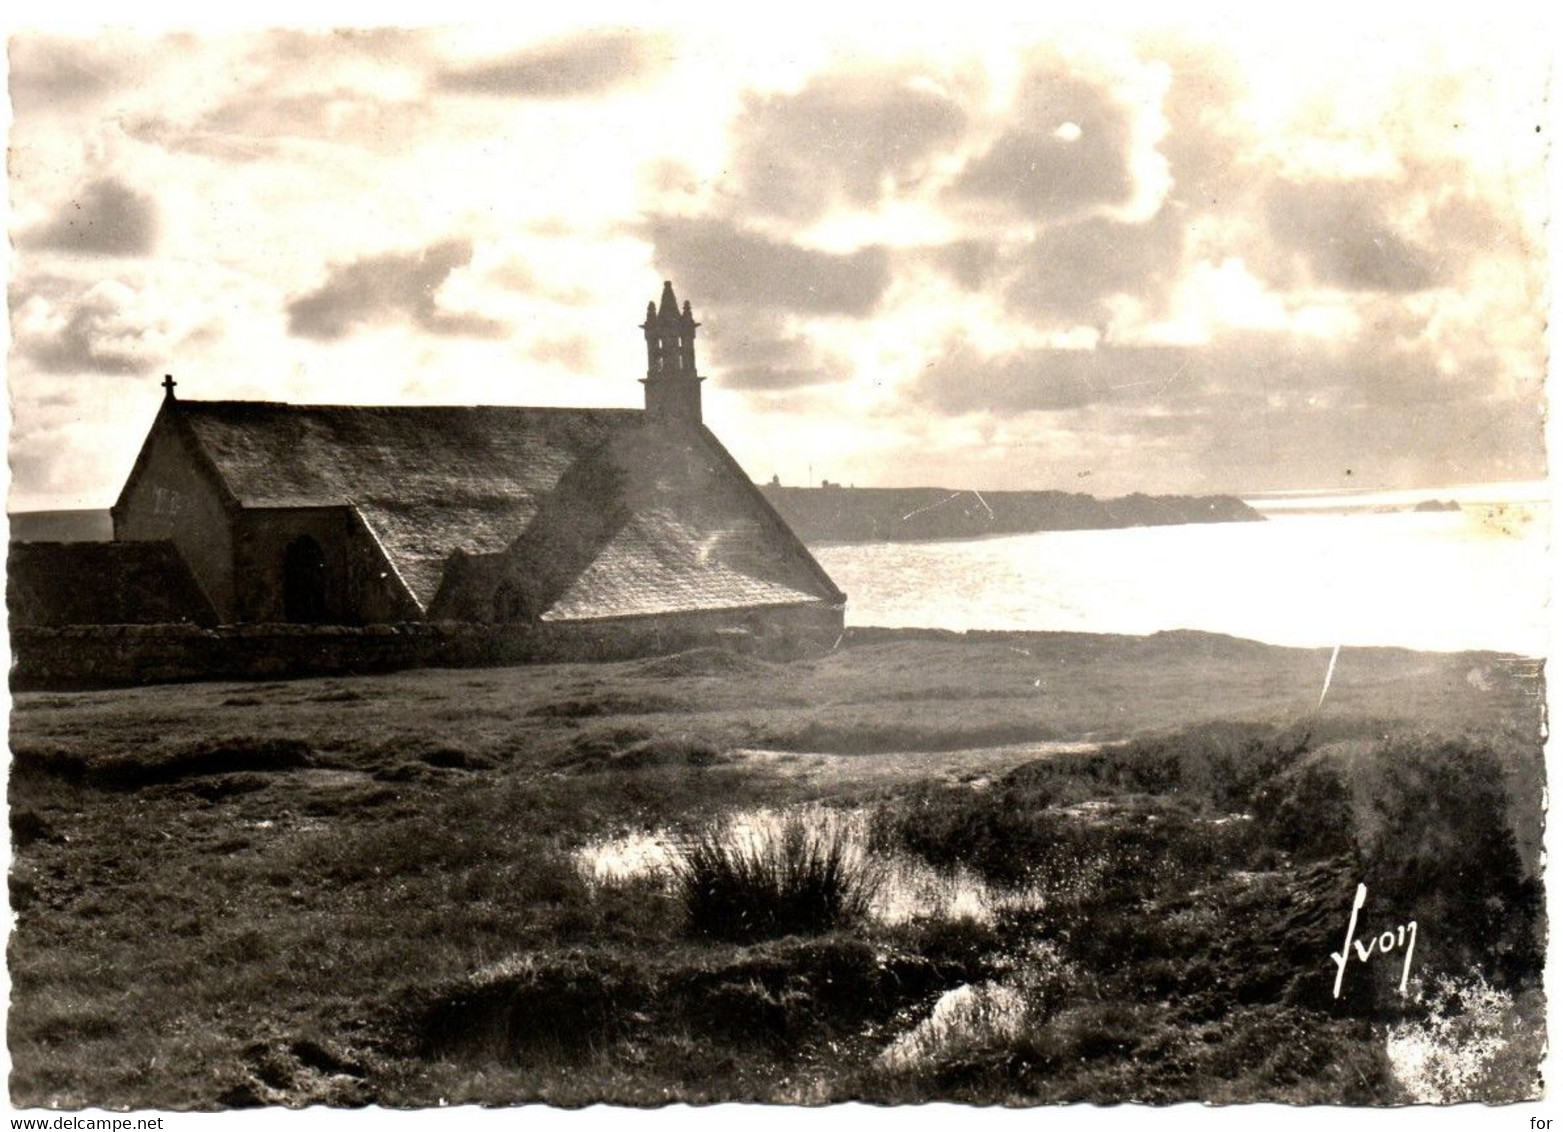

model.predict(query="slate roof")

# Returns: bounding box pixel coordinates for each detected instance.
[533,425,841,621]
[163,400,842,620]
[542,508,833,620]
[8,541,218,627]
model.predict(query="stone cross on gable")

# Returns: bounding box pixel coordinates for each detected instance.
[162,374,176,399]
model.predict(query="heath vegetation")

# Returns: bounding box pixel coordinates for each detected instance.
[6,631,1545,1107]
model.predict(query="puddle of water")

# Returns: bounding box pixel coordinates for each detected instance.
[876,942,1073,1071]
[573,805,1046,926]
[878,982,1028,1071]
[576,830,680,884]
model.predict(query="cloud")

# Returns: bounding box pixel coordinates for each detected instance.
[435,30,663,98]
[728,71,968,222]
[647,215,891,317]
[696,309,834,391]
[1150,40,1256,214]
[7,443,57,498]
[259,27,438,67]
[644,215,888,389]
[1263,179,1437,292]
[913,326,1543,491]
[912,55,1189,327]
[638,68,958,387]
[919,340,1199,415]
[524,335,597,371]
[928,240,1002,290]
[19,288,155,376]
[1001,208,1187,324]
[5,30,1545,505]
[1184,391,1545,493]
[1427,191,1526,258]
[286,240,505,341]
[948,61,1137,219]
[908,207,1187,328]
[118,30,441,160]
[918,323,1501,418]
[23,179,159,257]
[8,36,135,114]
[131,88,433,161]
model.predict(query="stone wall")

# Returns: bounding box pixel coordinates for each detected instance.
[8,541,219,629]
[8,602,844,690]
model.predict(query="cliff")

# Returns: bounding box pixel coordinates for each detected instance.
[757,485,1263,543]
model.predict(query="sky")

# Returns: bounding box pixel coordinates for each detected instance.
[4,14,1553,510]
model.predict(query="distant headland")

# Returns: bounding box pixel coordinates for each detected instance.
[757,483,1263,544]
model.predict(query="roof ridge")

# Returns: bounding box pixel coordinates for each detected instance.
[175,400,645,414]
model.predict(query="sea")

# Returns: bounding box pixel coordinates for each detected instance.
[810,481,1551,657]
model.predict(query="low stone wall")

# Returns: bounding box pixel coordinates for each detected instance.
[9,603,844,690]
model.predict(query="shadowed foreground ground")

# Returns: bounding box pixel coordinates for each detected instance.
[7,629,1546,1108]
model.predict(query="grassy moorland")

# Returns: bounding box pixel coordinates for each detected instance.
[6,629,1546,1108]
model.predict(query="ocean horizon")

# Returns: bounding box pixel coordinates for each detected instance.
[814,488,1550,657]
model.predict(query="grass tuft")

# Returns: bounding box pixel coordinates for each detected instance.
[673,813,883,942]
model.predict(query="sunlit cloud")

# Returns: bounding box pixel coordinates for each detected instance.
[5,20,1548,508]
[286,240,505,341]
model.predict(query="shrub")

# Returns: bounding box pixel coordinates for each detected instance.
[870,784,1257,897]
[1086,722,1314,810]
[1252,748,1358,860]
[673,812,883,942]
[994,722,1321,819]
[1261,736,1544,986]
[1358,738,1543,985]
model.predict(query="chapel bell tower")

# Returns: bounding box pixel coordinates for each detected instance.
[640,280,704,424]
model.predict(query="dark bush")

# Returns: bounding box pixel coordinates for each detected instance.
[998,722,1318,815]
[9,807,58,848]
[1259,736,1545,988]
[414,953,652,1063]
[1252,749,1358,860]
[871,784,1259,895]
[673,814,882,942]
[1357,738,1543,985]
[1042,1001,1151,1062]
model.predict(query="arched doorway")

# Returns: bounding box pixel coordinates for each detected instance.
[283,535,329,623]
